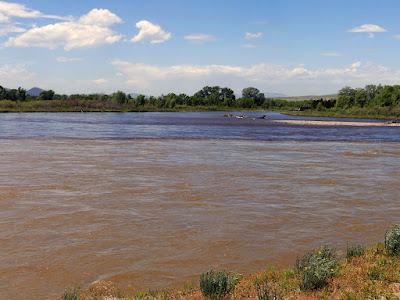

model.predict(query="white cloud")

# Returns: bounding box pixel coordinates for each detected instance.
[320,52,343,57]
[0,63,35,87]
[0,22,25,36]
[184,33,216,43]
[56,57,84,63]
[393,34,400,40]
[108,59,400,96]
[0,1,71,21]
[245,32,262,40]
[348,24,387,38]
[79,8,122,27]
[93,78,109,85]
[0,11,8,22]
[131,20,171,44]
[4,9,122,50]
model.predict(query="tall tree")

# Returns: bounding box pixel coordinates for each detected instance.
[16,87,26,102]
[40,90,55,100]
[242,87,265,106]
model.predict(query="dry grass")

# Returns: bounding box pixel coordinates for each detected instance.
[58,243,400,300]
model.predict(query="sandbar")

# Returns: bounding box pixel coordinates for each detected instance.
[274,120,400,126]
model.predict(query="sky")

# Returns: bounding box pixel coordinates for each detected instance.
[0,0,400,96]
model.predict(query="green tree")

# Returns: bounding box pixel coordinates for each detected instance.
[113,91,127,104]
[355,89,367,107]
[40,90,55,100]
[336,86,356,108]
[0,86,6,99]
[135,94,146,106]
[242,87,265,106]
[16,87,26,102]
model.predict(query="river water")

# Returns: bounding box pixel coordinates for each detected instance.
[0,112,399,299]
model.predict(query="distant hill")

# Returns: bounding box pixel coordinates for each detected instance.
[27,87,44,97]
[130,93,148,98]
[265,92,287,98]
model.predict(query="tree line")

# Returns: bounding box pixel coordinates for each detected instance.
[1,84,400,111]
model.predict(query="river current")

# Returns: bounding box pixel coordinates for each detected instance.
[0,112,399,299]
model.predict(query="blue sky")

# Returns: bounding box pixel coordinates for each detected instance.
[0,0,400,96]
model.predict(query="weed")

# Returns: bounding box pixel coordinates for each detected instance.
[256,282,283,300]
[295,244,337,291]
[62,285,81,300]
[346,244,366,259]
[199,269,238,299]
[385,225,400,255]
[182,281,195,295]
[343,291,357,300]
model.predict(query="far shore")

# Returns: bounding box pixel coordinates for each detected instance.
[274,120,400,127]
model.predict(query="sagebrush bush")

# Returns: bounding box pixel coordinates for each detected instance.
[295,244,337,291]
[385,225,400,256]
[62,285,81,300]
[256,282,283,300]
[199,269,239,299]
[346,243,366,259]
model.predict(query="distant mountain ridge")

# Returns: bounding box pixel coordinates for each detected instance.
[27,87,44,97]
[265,92,287,98]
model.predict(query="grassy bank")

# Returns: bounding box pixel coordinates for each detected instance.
[60,226,400,300]
[285,106,400,120]
[0,100,273,113]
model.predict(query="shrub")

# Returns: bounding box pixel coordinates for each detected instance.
[346,243,366,259]
[199,270,239,299]
[256,282,283,300]
[62,285,81,300]
[385,225,400,255]
[295,244,337,291]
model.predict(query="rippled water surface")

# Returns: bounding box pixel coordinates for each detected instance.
[1,112,400,299]
[0,111,399,141]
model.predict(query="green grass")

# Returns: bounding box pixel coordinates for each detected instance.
[62,285,81,300]
[199,270,241,299]
[285,106,400,120]
[346,243,367,259]
[295,244,337,291]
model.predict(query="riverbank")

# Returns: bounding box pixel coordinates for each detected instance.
[0,100,272,113]
[60,242,400,299]
[285,106,400,121]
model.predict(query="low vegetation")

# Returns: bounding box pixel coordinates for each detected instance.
[2,84,400,119]
[61,285,81,300]
[59,226,400,299]
[199,270,240,299]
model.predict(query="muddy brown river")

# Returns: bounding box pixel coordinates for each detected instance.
[1,138,400,299]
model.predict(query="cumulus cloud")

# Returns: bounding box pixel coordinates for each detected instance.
[131,20,171,44]
[56,57,84,63]
[348,24,387,38]
[0,1,71,21]
[184,33,216,43]
[78,8,122,27]
[245,32,263,40]
[4,8,122,50]
[109,59,400,96]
